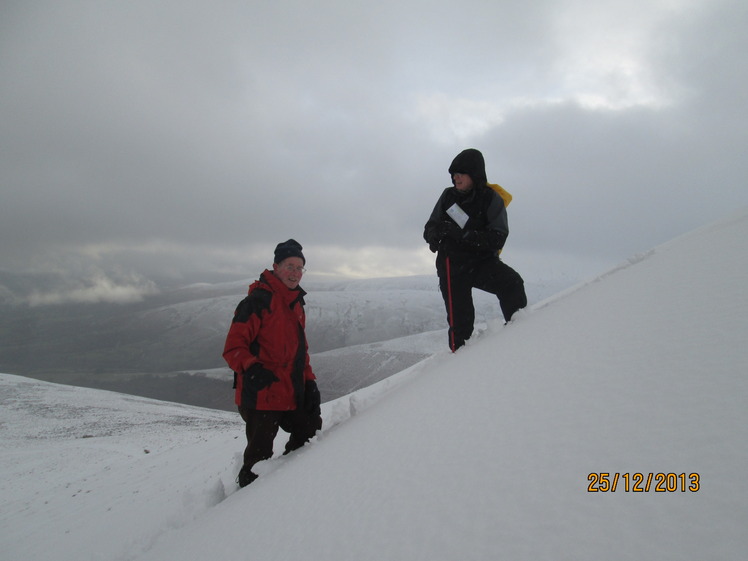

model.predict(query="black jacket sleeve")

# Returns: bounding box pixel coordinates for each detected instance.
[424,187,509,255]
[423,189,450,250]
[463,191,508,252]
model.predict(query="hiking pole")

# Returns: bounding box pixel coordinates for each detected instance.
[445,256,456,352]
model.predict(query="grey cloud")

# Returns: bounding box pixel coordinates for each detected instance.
[1,0,746,294]
[27,272,159,306]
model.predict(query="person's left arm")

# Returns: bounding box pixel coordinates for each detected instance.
[462,192,509,252]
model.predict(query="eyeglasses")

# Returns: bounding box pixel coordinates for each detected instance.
[281,264,306,274]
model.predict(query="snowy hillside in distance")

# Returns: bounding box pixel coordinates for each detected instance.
[0,268,569,410]
[2,208,747,560]
[178,275,568,404]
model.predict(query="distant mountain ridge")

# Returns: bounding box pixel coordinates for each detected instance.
[0,273,572,409]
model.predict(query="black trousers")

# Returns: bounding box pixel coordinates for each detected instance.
[238,407,322,473]
[437,254,527,350]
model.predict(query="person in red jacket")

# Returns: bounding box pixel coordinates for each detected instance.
[223,239,322,487]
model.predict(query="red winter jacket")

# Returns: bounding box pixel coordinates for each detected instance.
[222,270,316,410]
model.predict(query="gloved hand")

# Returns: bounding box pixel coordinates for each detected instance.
[461,229,484,248]
[427,221,463,253]
[304,379,321,416]
[243,363,278,391]
[426,220,464,253]
[462,228,505,253]
[437,220,462,241]
[425,224,445,251]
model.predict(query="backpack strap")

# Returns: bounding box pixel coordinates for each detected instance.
[488,183,512,207]
[487,183,512,256]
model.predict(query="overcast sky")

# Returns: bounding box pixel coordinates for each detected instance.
[2,0,747,303]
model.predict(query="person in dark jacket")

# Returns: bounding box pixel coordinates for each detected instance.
[223,239,322,487]
[424,148,527,351]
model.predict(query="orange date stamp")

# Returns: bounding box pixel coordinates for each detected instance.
[587,472,700,492]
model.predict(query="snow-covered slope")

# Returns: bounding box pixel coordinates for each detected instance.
[2,208,747,560]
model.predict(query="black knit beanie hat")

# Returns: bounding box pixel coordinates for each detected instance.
[448,148,487,187]
[273,239,306,265]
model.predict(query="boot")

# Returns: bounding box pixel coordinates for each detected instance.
[237,466,258,488]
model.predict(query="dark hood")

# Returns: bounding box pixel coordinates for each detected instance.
[448,148,487,188]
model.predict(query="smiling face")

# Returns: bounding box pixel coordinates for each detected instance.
[273,256,305,289]
[452,172,474,192]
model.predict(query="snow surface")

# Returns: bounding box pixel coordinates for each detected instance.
[2,208,747,560]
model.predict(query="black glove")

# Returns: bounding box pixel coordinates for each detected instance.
[437,220,462,241]
[425,227,442,252]
[304,379,321,416]
[462,228,506,253]
[243,363,278,391]
[426,221,462,252]
[461,229,484,248]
